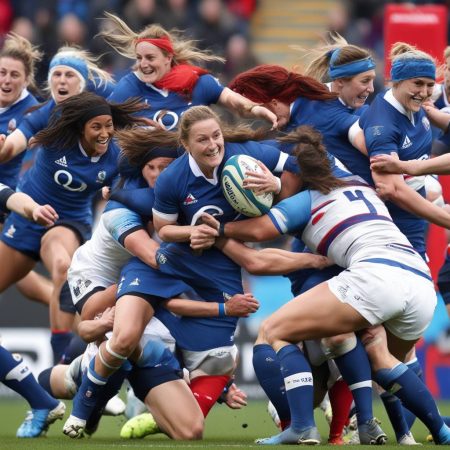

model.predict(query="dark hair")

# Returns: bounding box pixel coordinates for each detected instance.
[229,64,337,104]
[33,92,148,149]
[279,126,347,194]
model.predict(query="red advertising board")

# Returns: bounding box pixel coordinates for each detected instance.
[384,4,447,81]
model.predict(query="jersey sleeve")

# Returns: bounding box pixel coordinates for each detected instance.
[152,172,180,221]
[267,190,312,235]
[0,182,15,210]
[102,207,144,246]
[110,187,155,218]
[242,141,290,173]
[360,103,400,157]
[17,104,50,141]
[107,76,133,102]
[192,74,224,105]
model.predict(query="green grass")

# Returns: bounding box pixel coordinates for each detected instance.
[0,399,449,449]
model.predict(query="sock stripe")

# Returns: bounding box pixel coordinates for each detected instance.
[87,368,107,385]
[348,380,372,390]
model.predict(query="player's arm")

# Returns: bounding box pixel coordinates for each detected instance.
[371,169,450,228]
[371,152,450,176]
[163,293,259,318]
[0,129,28,163]
[123,229,160,269]
[2,188,58,226]
[216,238,330,275]
[217,87,278,128]
[423,103,450,131]
[78,306,115,342]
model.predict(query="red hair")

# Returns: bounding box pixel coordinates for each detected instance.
[229,64,337,104]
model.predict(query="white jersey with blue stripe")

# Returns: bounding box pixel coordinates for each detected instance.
[268,179,430,277]
[0,90,39,188]
[18,140,120,224]
[108,72,224,130]
[153,141,288,226]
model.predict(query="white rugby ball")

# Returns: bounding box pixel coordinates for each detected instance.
[221,154,274,217]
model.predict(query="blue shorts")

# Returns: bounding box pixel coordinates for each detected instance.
[156,243,243,301]
[59,280,77,313]
[128,364,183,401]
[0,212,91,260]
[438,256,450,305]
[116,257,191,306]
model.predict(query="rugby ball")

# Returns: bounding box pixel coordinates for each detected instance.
[221,154,274,217]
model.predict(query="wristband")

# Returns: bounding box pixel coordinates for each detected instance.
[219,222,225,237]
[274,176,282,194]
[218,302,226,317]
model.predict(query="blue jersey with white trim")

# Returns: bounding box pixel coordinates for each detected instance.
[268,181,429,276]
[153,140,288,226]
[0,91,38,189]
[108,72,224,130]
[287,97,372,183]
[359,89,432,255]
[18,140,120,224]
[17,100,56,141]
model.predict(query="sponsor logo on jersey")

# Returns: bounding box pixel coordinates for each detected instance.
[370,125,384,137]
[183,193,198,205]
[96,170,106,183]
[5,224,16,238]
[129,277,140,286]
[422,116,430,131]
[55,156,68,167]
[7,118,16,135]
[401,135,412,149]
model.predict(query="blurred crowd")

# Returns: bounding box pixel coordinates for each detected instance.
[0,0,259,86]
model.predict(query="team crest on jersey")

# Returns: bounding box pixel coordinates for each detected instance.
[5,224,16,238]
[55,156,68,167]
[422,116,430,131]
[183,193,198,205]
[7,118,16,135]
[370,125,384,137]
[96,171,106,183]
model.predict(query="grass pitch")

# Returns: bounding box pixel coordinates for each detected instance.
[0,399,448,449]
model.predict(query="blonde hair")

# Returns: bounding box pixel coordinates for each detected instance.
[1,32,42,91]
[390,42,435,64]
[98,12,224,66]
[296,32,373,82]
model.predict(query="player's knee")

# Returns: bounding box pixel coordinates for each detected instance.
[259,318,278,345]
[51,256,71,284]
[109,332,139,357]
[320,333,356,359]
[174,417,204,440]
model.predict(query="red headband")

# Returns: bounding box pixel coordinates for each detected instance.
[135,37,174,55]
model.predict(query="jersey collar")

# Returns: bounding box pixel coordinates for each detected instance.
[0,88,30,114]
[133,71,169,97]
[384,88,415,125]
[188,153,219,185]
[78,140,101,162]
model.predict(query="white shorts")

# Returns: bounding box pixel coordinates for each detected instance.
[181,345,238,379]
[67,251,119,307]
[327,261,437,341]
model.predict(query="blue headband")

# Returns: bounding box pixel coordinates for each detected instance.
[328,48,376,80]
[49,55,89,81]
[390,58,436,82]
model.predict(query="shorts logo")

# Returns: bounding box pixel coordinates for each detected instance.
[72,279,92,298]
[183,193,198,205]
[117,276,125,292]
[5,224,16,238]
[129,277,140,286]
[337,284,349,299]
[55,156,68,167]
[156,252,167,265]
